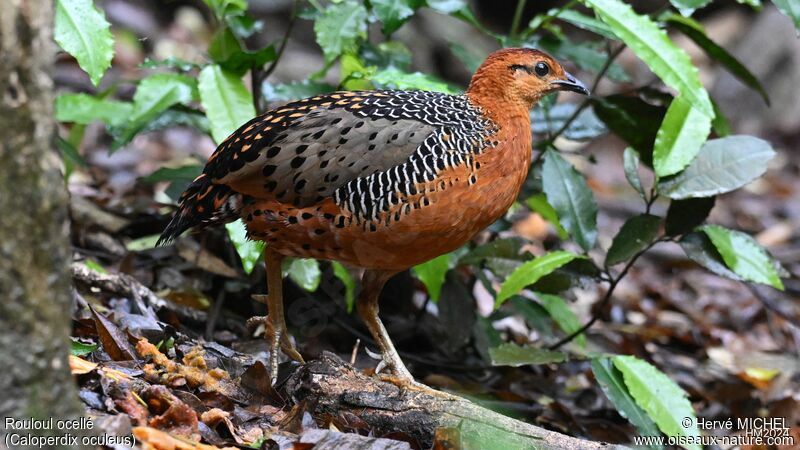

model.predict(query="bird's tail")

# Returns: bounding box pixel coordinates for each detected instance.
[157,173,242,246]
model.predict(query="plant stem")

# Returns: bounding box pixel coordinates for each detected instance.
[252,1,297,112]
[548,236,666,350]
[510,0,527,38]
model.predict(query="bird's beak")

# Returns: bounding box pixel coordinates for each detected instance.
[550,71,589,96]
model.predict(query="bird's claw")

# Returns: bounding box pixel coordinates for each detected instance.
[378,373,461,401]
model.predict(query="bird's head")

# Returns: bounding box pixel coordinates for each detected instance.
[467,48,589,112]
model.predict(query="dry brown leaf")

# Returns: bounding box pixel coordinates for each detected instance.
[132,426,237,450]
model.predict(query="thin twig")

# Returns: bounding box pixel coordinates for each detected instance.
[548,237,667,350]
[252,0,297,112]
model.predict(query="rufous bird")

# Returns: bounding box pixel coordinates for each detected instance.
[158,48,588,392]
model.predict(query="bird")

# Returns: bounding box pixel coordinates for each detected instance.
[158,47,588,392]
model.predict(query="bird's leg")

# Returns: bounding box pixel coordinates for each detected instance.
[262,248,304,385]
[357,270,458,400]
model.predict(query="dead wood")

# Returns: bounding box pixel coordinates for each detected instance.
[286,352,629,450]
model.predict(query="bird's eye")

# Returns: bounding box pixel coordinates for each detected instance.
[534,62,550,77]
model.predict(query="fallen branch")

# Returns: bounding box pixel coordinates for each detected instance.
[286,352,629,450]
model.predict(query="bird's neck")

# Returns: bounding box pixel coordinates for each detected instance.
[465,78,533,125]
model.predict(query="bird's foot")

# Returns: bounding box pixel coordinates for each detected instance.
[246,314,305,384]
[378,373,461,401]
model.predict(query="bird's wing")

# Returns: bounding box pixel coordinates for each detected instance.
[204,90,447,208]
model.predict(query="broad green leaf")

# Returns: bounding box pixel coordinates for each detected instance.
[773,0,800,31]
[143,164,204,201]
[612,355,701,450]
[542,150,598,251]
[665,197,715,236]
[198,65,256,144]
[225,219,263,274]
[57,137,86,180]
[532,103,608,141]
[458,237,529,266]
[701,225,784,290]
[412,253,452,302]
[340,53,376,90]
[653,96,711,177]
[262,80,335,102]
[371,0,416,35]
[70,338,99,356]
[110,74,199,149]
[495,251,580,307]
[510,298,554,335]
[668,0,712,16]
[592,95,667,162]
[360,41,413,70]
[208,27,276,76]
[666,14,769,104]
[605,214,661,266]
[140,57,202,72]
[331,262,356,312]
[56,93,132,126]
[85,259,107,274]
[427,0,467,14]
[526,194,568,240]
[314,1,368,63]
[203,0,247,19]
[591,358,662,446]
[657,136,775,199]
[679,232,742,281]
[623,147,646,198]
[547,9,617,40]
[284,258,321,292]
[130,74,198,123]
[489,343,567,366]
[55,0,114,86]
[582,0,713,117]
[371,68,458,93]
[537,293,585,347]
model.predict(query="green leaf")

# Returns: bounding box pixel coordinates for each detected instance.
[225,219,263,274]
[489,343,567,367]
[198,65,256,144]
[284,258,321,292]
[657,136,775,199]
[679,231,742,280]
[700,225,784,290]
[591,358,662,445]
[412,254,452,302]
[612,355,701,450]
[56,93,133,127]
[623,147,646,198]
[592,95,667,162]
[57,137,87,180]
[371,0,417,35]
[458,237,529,266]
[314,1,368,63]
[427,0,467,14]
[532,103,608,141]
[548,9,617,40]
[495,251,581,307]
[773,0,800,31]
[55,0,115,86]
[143,164,204,201]
[537,293,585,347]
[208,27,276,76]
[542,150,598,251]
[262,80,335,102]
[70,338,98,356]
[140,57,202,72]
[526,194,568,240]
[582,0,713,117]
[130,73,198,124]
[665,14,769,104]
[665,197,715,236]
[711,99,731,137]
[605,214,661,266]
[84,259,107,274]
[203,0,247,19]
[668,0,712,16]
[653,96,712,177]
[331,262,356,312]
[371,68,458,94]
[537,36,630,82]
